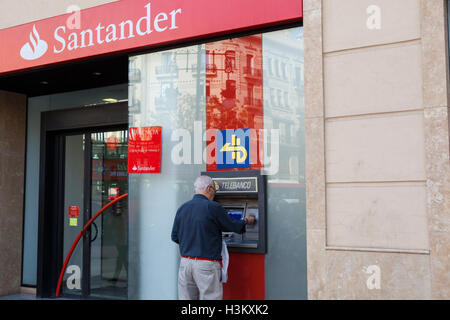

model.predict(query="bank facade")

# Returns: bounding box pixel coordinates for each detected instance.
[0,0,448,300]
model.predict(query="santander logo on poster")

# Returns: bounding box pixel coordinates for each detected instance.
[0,0,302,74]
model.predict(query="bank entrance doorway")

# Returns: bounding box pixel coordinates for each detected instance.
[62,129,128,299]
[37,103,129,299]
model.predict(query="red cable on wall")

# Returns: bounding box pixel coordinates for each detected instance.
[55,193,129,297]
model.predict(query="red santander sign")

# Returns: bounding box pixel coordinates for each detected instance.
[128,126,162,174]
[0,0,302,75]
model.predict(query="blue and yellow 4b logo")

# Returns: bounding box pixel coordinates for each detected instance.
[216,129,250,169]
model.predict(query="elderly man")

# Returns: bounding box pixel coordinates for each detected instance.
[171,175,255,300]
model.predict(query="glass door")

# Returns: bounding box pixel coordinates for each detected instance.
[61,128,128,299]
[89,130,128,299]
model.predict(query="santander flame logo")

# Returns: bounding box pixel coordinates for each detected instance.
[20,25,48,60]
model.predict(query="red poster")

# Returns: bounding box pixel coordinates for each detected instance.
[108,187,119,200]
[68,206,79,218]
[128,126,162,173]
[106,135,118,151]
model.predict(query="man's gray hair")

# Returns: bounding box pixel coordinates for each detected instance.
[194,175,213,192]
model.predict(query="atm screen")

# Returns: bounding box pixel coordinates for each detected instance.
[227,209,243,221]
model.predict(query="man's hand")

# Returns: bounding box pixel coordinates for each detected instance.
[245,215,256,225]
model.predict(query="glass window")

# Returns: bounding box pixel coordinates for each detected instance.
[263,28,306,299]
[90,130,128,299]
[128,45,207,299]
[128,26,305,299]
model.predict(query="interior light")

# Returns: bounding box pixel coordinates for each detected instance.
[103,98,118,103]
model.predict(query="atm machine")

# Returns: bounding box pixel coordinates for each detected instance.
[202,170,266,254]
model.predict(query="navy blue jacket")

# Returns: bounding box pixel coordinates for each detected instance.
[171,194,246,261]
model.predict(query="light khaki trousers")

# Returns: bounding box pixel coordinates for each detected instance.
[178,257,223,300]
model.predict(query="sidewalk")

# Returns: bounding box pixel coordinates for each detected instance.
[0,293,72,300]
[0,293,41,300]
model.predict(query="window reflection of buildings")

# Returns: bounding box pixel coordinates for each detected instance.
[128,31,304,182]
[130,45,207,130]
[206,35,263,131]
[91,131,128,161]
[90,131,128,200]
[263,32,304,182]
